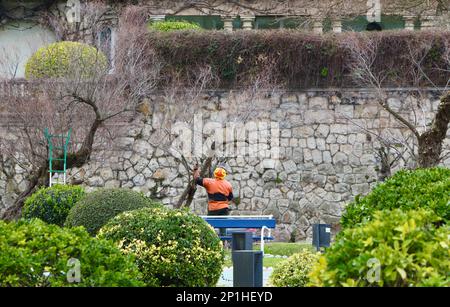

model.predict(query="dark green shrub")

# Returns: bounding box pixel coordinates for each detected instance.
[25,41,107,79]
[22,185,85,226]
[98,207,225,287]
[309,209,450,287]
[0,219,144,287]
[148,20,202,31]
[65,188,160,235]
[341,168,450,229]
[270,250,320,287]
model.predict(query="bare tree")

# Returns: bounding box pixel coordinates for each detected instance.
[0,6,160,220]
[146,58,279,209]
[341,32,450,169]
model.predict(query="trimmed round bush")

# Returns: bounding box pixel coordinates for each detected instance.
[148,20,202,32]
[309,209,450,287]
[65,188,160,235]
[0,219,144,287]
[341,168,450,229]
[25,41,107,79]
[270,250,320,287]
[22,185,85,226]
[98,207,225,287]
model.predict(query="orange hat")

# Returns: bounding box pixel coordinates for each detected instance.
[213,167,227,180]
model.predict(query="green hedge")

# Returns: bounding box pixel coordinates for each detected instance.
[65,188,160,235]
[22,185,85,226]
[270,250,320,287]
[98,207,225,287]
[309,209,449,287]
[0,219,144,287]
[148,21,202,31]
[341,168,450,229]
[25,41,107,79]
[149,30,449,88]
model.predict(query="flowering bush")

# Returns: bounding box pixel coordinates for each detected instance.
[22,185,85,226]
[309,209,450,287]
[0,219,144,287]
[65,188,160,235]
[98,207,225,287]
[270,250,320,287]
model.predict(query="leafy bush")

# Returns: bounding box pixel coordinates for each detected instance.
[98,207,225,287]
[148,20,202,32]
[22,185,85,226]
[65,188,160,235]
[309,209,450,287]
[25,41,107,79]
[149,31,449,88]
[0,219,144,287]
[270,250,320,287]
[341,168,450,229]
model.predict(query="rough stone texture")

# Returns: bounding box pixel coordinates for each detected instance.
[1,89,449,241]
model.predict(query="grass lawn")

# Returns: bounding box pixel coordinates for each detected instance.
[223,242,314,267]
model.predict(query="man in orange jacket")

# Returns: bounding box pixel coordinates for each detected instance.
[193,166,233,216]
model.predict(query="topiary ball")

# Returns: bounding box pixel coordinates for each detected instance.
[25,41,107,79]
[270,250,320,287]
[97,207,225,287]
[0,219,144,287]
[65,188,160,235]
[22,185,85,227]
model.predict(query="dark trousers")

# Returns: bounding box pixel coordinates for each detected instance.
[208,207,229,236]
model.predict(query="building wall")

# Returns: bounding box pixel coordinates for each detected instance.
[0,22,57,79]
[1,88,449,241]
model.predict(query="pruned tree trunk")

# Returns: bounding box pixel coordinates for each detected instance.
[417,93,450,168]
[176,142,215,209]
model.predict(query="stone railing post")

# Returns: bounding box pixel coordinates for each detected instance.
[241,16,255,30]
[420,15,437,30]
[312,18,323,34]
[404,16,415,30]
[222,16,234,32]
[331,19,342,33]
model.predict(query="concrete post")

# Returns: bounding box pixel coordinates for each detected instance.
[420,16,437,30]
[312,19,323,34]
[241,16,255,30]
[404,16,415,30]
[222,16,234,32]
[331,19,342,33]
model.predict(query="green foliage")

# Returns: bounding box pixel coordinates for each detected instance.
[341,168,450,229]
[25,41,107,79]
[148,21,202,32]
[98,207,225,287]
[270,250,320,287]
[149,30,450,88]
[0,219,144,287]
[22,185,85,226]
[309,209,450,287]
[261,242,314,256]
[65,188,160,235]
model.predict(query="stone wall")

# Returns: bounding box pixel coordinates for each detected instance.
[1,88,449,241]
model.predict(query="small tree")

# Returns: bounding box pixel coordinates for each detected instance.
[341,32,450,169]
[0,6,160,220]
